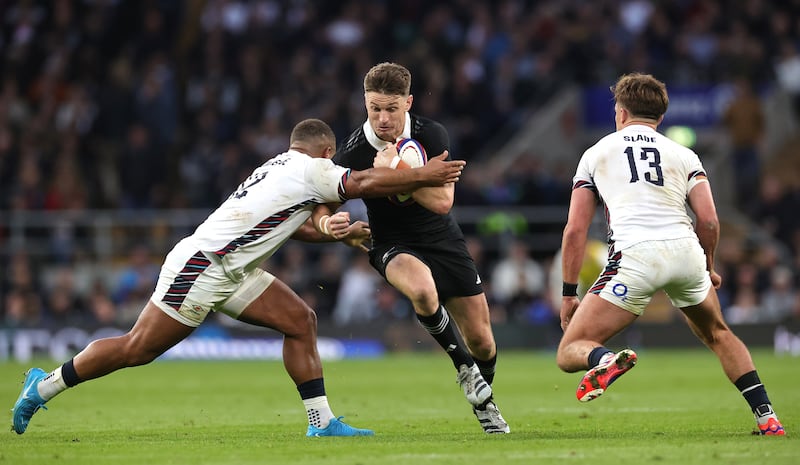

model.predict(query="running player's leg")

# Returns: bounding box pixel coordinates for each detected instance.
[384,253,491,406]
[557,293,639,402]
[75,301,194,378]
[680,289,754,381]
[228,271,372,436]
[445,294,496,382]
[446,293,509,434]
[384,253,476,369]
[680,288,784,435]
[234,276,322,385]
[556,293,636,372]
[12,301,194,434]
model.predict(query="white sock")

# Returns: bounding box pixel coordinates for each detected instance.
[303,396,335,428]
[755,404,777,422]
[37,366,69,401]
[598,352,616,367]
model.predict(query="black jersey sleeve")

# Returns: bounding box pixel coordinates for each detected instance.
[411,115,451,162]
[333,126,367,169]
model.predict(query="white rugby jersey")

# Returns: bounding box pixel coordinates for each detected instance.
[573,124,708,251]
[186,150,349,281]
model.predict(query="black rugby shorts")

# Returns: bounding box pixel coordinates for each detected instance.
[368,239,484,301]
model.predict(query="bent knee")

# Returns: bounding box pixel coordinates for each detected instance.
[406,288,440,314]
[555,349,581,373]
[283,306,317,338]
[464,335,495,360]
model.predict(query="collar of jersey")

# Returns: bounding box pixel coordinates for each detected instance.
[362,112,412,151]
[621,123,656,133]
[285,149,309,157]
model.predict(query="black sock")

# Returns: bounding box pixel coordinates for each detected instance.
[417,306,473,369]
[474,354,497,385]
[588,347,613,368]
[734,371,771,413]
[297,378,325,400]
[62,359,83,387]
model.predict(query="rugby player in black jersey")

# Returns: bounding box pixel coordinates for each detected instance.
[314,62,509,433]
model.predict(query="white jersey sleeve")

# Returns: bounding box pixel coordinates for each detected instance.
[573,124,708,251]
[304,157,350,203]
[184,151,350,281]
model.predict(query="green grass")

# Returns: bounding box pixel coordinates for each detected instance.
[1,349,797,465]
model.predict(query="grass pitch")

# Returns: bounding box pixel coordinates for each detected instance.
[1,349,797,465]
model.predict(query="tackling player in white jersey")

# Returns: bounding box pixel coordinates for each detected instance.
[556,73,784,435]
[11,118,465,437]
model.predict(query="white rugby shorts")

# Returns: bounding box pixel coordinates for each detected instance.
[150,238,275,327]
[589,237,712,315]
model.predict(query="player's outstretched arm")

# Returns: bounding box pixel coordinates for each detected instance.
[343,153,464,199]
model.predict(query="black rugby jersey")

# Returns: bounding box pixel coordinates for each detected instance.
[334,113,465,246]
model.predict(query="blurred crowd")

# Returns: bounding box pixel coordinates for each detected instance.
[1,0,800,331]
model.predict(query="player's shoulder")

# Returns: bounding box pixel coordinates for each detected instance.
[582,131,617,158]
[410,113,449,156]
[411,113,447,138]
[338,125,368,156]
[661,135,699,159]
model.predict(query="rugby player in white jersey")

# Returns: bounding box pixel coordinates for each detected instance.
[11,118,465,437]
[556,73,784,435]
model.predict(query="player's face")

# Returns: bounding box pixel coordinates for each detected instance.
[614,103,624,130]
[365,92,412,142]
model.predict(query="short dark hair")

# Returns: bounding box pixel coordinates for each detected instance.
[290,118,335,146]
[611,73,669,121]
[364,62,411,96]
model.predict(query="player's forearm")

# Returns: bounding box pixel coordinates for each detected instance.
[292,218,338,243]
[311,204,338,235]
[412,185,454,214]
[695,219,719,271]
[346,167,434,198]
[561,226,586,285]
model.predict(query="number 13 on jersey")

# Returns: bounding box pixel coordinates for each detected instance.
[624,146,663,186]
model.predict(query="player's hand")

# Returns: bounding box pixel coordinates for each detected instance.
[373,143,399,168]
[326,211,351,239]
[419,152,465,185]
[340,220,371,252]
[560,296,580,332]
[710,270,722,289]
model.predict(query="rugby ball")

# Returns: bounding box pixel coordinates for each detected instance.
[391,138,427,205]
[394,138,427,169]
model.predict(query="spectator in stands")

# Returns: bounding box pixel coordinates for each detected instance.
[118,123,166,208]
[310,248,345,321]
[4,288,44,328]
[725,264,761,324]
[721,77,765,215]
[332,252,379,326]
[374,282,414,321]
[1,0,800,329]
[43,266,89,328]
[726,287,762,325]
[86,278,117,326]
[490,239,546,321]
[760,266,797,323]
[774,39,800,122]
[112,243,159,325]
